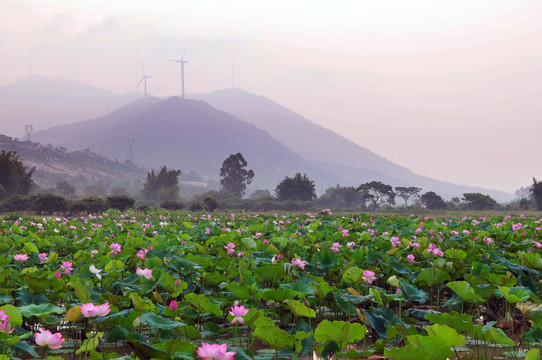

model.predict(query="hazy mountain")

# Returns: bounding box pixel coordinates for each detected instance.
[33,97,345,191]
[191,89,514,201]
[0,134,147,192]
[0,75,141,138]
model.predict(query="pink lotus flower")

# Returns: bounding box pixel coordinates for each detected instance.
[54,271,62,279]
[196,342,236,360]
[362,270,376,284]
[291,258,306,270]
[407,254,416,263]
[330,242,341,253]
[13,253,29,262]
[34,329,65,349]
[426,244,444,257]
[60,261,74,275]
[228,305,249,324]
[38,253,48,263]
[390,237,401,248]
[136,249,149,260]
[169,300,178,311]
[109,242,122,255]
[224,242,236,255]
[0,310,12,333]
[136,268,153,279]
[80,302,111,318]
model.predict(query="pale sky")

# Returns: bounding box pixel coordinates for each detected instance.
[1,0,541,193]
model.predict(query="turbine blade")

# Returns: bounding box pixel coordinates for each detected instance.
[140,58,145,75]
[181,44,187,61]
[137,76,144,89]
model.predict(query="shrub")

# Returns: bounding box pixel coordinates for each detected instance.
[67,200,89,215]
[0,195,31,213]
[30,193,67,215]
[189,202,203,211]
[80,197,107,213]
[160,200,184,211]
[106,195,135,211]
[202,196,220,212]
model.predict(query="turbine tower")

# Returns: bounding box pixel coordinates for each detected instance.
[170,47,188,98]
[137,59,153,101]
[25,124,33,142]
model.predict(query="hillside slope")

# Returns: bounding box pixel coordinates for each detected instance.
[0,134,147,192]
[191,89,513,201]
[33,97,346,191]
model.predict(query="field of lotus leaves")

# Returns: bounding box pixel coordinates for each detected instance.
[1,210,542,360]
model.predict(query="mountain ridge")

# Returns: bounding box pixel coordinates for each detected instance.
[33,96,347,191]
[191,88,514,201]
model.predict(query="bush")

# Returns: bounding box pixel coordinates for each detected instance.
[67,200,89,215]
[80,197,107,213]
[189,202,203,211]
[136,204,149,212]
[160,200,184,211]
[202,196,220,212]
[106,195,135,211]
[30,193,67,214]
[0,195,31,213]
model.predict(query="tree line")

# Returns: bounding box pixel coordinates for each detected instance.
[2,149,542,213]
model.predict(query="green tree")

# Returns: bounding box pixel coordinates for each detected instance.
[357,181,396,211]
[420,191,447,210]
[249,189,273,200]
[462,193,497,210]
[202,196,220,212]
[220,153,254,198]
[141,166,181,202]
[275,173,316,201]
[83,184,107,198]
[394,186,421,208]
[31,193,67,215]
[106,195,135,211]
[0,150,35,199]
[531,178,542,211]
[56,181,76,198]
[318,185,363,208]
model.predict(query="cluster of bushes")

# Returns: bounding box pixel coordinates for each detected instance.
[0,194,135,215]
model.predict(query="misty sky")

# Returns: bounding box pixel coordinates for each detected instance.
[1,0,541,193]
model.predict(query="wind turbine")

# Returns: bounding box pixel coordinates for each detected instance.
[137,59,153,101]
[170,47,188,98]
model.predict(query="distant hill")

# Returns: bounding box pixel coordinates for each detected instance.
[0,134,147,193]
[191,89,514,201]
[33,97,345,191]
[0,75,141,138]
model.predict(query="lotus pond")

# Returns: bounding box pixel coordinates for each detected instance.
[1,211,542,360]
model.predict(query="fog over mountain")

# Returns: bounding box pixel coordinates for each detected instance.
[1,1,541,193]
[9,74,510,201]
[32,96,348,191]
[0,75,141,138]
[191,89,514,201]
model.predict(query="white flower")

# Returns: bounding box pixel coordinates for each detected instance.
[89,265,102,280]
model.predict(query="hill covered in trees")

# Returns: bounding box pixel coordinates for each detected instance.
[0,134,146,193]
[33,97,345,191]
